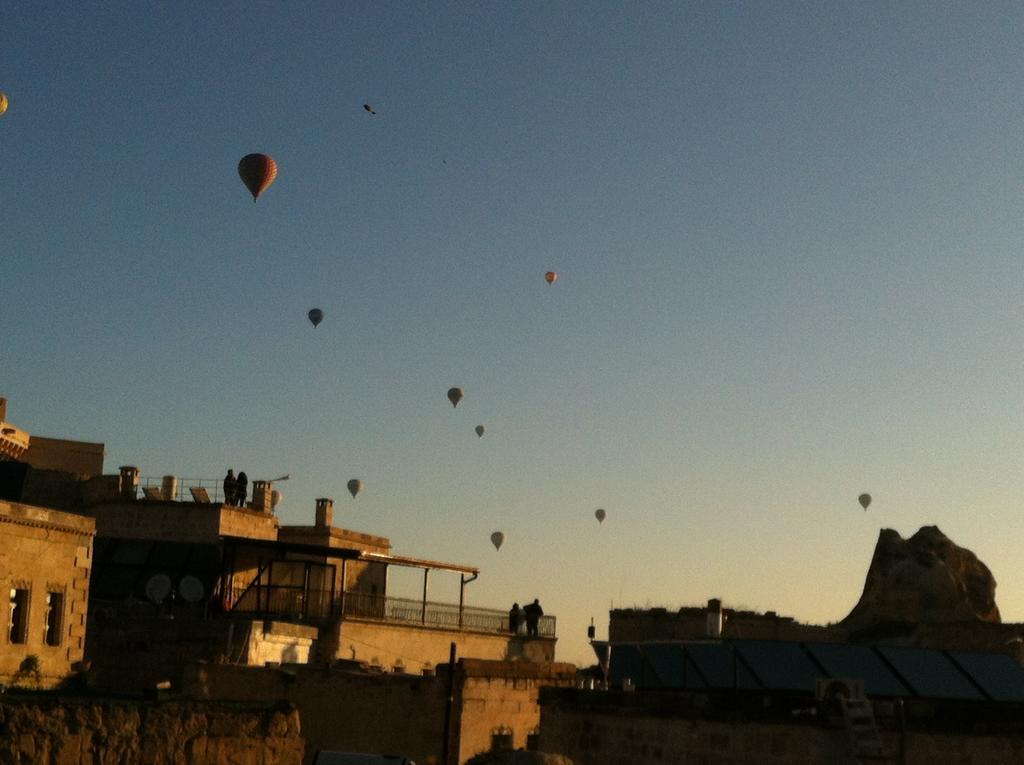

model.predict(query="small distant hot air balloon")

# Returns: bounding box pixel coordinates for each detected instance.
[363,104,376,115]
[595,508,606,524]
[858,493,872,511]
[348,479,363,498]
[475,425,485,438]
[490,531,504,551]
[545,271,558,285]
[238,153,277,201]
[447,387,464,408]
[0,92,8,117]
[271,490,283,509]
[308,309,324,327]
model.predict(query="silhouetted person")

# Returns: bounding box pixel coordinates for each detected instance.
[223,469,237,506]
[524,598,543,637]
[236,471,248,508]
[508,602,523,635]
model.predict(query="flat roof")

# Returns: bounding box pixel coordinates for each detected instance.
[359,551,478,575]
[219,536,478,574]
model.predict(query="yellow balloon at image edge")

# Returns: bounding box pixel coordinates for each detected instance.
[0,93,8,116]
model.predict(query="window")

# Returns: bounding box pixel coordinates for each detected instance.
[9,588,29,644]
[527,730,540,750]
[490,727,513,752]
[44,592,64,646]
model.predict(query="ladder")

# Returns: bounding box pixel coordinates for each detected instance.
[839,698,890,763]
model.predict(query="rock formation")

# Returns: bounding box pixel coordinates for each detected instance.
[842,526,1000,634]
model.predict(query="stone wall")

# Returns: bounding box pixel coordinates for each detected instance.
[185,662,449,764]
[327,617,556,667]
[608,606,838,643]
[185,658,576,765]
[22,436,105,477]
[87,502,279,544]
[0,500,94,688]
[85,615,321,693]
[0,697,303,765]
[538,690,1024,765]
[454,660,577,764]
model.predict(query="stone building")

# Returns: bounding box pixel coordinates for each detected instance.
[540,638,1024,764]
[0,397,557,685]
[609,598,836,644]
[0,499,94,688]
[186,657,577,764]
[0,397,569,763]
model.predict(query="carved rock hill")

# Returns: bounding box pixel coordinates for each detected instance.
[841,525,1000,633]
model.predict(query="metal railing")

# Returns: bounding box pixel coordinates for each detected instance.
[137,476,229,503]
[227,586,556,638]
[342,592,556,637]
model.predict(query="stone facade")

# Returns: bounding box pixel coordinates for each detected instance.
[0,499,94,688]
[325,617,556,668]
[538,689,1024,765]
[21,435,105,477]
[455,660,577,764]
[0,698,303,765]
[185,658,577,765]
[87,500,280,544]
[608,605,836,644]
[84,614,322,694]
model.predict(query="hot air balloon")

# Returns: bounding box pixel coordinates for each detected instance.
[490,531,504,551]
[858,493,871,511]
[363,104,376,115]
[347,479,363,498]
[0,92,8,117]
[545,271,558,285]
[447,387,464,408]
[308,309,324,327]
[271,490,283,509]
[595,508,606,524]
[475,425,485,438]
[238,153,277,201]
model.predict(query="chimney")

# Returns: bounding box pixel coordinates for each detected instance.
[252,480,271,513]
[706,598,723,638]
[315,498,334,528]
[119,466,139,499]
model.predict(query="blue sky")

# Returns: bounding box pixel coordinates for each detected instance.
[6,2,1024,664]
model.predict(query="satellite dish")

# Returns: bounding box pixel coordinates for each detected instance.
[144,574,172,604]
[178,576,205,603]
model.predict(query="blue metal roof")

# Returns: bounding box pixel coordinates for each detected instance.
[605,639,1024,702]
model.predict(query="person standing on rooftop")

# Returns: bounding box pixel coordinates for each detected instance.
[236,471,249,508]
[223,469,237,506]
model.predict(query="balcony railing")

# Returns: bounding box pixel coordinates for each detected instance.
[137,476,229,503]
[228,586,556,638]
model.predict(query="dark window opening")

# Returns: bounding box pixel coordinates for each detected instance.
[44,592,64,646]
[491,730,513,752]
[527,731,540,750]
[9,588,29,644]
